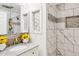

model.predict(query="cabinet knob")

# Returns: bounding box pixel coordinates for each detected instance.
[32,52,34,54]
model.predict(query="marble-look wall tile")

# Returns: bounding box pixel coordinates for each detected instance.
[64,38,74,56]
[47,30,56,55]
[47,20,56,30]
[74,43,79,56]
[47,4,79,56]
[56,23,65,29]
[47,19,56,55]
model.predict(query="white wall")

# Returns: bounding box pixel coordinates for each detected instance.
[21,3,47,56]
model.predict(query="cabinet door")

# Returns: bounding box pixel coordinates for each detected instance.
[19,47,39,56]
[74,8,79,16]
[0,11,7,34]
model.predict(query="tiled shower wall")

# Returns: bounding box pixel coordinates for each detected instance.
[47,15,56,56]
[47,3,79,56]
[56,19,79,56]
[56,3,79,56]
[47,4,57,55]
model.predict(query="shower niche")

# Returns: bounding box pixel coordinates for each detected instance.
[66,16,79,28]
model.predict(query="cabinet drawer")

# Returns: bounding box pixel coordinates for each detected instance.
[19,47,39,56]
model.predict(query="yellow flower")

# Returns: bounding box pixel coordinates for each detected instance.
[0,35,8,44]
[21,33,30,40]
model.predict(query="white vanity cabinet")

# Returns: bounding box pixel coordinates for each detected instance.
[0,43,39,56]
[18,47,39,56]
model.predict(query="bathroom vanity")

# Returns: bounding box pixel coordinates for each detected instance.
[0,43,39,56]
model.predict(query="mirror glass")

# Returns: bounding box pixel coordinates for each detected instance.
[0,3,21,35]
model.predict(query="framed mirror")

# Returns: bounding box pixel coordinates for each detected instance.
[6,4,21,35]
[0,4,21,35]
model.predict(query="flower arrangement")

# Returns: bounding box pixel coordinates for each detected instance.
[0,35,8,50]
[0,35,8,44]
[20,33,31,43]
